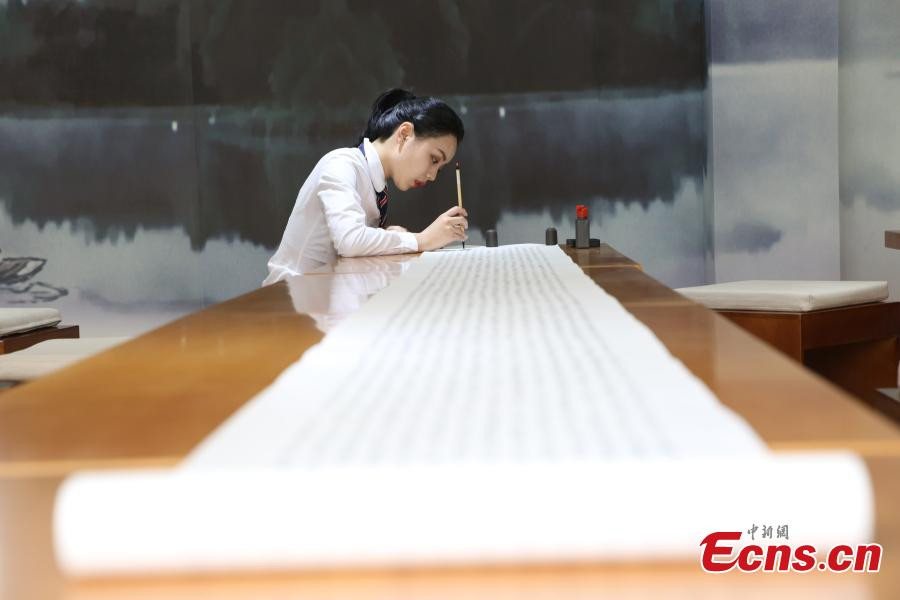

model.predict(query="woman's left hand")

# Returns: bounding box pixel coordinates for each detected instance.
[385,225,408,232]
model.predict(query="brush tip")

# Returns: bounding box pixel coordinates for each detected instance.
[456,161,460,169]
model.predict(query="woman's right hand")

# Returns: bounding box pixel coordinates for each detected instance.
[415,206,468,251]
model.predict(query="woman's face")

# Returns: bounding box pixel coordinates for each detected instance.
[391,125,457,191]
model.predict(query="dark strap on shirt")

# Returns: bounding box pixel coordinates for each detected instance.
[358,142,389,228]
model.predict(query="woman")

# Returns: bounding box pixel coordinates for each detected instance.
[263,89,467,285]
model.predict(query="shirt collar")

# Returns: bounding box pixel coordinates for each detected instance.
[361,138,387,193]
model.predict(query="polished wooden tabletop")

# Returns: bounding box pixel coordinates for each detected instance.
[1,245,898,599]
[561,242,643,270]
[887,230,900,250]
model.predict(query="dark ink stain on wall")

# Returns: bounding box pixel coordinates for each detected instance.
[719,221,783,254]
[0,254,68,303]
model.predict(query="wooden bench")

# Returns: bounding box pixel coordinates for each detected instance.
[0,307,79,355]
[677,281,899,419]
[0,324,80,355]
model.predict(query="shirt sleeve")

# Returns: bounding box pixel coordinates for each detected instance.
[317,158,419,257]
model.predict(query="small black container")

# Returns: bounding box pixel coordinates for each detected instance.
[545,227,558,245]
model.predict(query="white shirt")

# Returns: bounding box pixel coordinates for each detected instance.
[263,138,419,285]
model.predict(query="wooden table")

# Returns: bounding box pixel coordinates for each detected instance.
[1,246,898,600]
[561,242,643,270]
[886,230,900,250]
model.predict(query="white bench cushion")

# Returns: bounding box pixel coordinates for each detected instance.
[0,307,62,336]
[676,280,889,312]
[0,337,127,381]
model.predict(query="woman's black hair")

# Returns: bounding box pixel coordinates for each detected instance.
[357,88,464,146]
